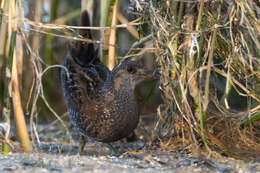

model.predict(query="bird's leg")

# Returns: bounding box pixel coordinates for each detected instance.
[126,131,138,142]
[104,143,118,156]
[123,132,145,155]
[78,135,86,155]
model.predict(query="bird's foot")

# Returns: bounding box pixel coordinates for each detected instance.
[123,150,144,155]
[126,132,139,142]
[104,143,119,156]
[77,136,86,156]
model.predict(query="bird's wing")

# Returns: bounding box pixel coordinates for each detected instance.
[62,56,105,101]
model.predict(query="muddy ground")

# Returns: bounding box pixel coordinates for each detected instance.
[1,121,260,173]
[1,140,260,173]
[1,150,260,173]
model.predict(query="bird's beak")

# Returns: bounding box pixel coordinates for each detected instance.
[138,68,160,80]
[138,68,153,78]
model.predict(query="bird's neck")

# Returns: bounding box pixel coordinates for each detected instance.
[112,75,135,92]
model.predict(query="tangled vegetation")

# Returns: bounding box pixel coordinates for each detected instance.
[136,0,260,158]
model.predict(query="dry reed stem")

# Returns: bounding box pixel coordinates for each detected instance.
[203,27,217,112]
[117,12,139,39]
[12,39,32,153]
[108,0,118,70]
[29,0,42,145]
[8,0,32,153]
[24,18,142,30]
[0,11,8,56]
[0,0,11,154]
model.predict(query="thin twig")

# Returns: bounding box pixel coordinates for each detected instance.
[126,33,154,55]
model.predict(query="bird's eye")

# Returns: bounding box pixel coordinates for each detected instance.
[127,66,136,74]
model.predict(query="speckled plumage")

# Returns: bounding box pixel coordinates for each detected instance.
[61,11,152,143]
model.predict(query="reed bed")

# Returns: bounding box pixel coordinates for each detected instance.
[133,0,260,158]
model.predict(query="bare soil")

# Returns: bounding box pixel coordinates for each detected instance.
[1,140,260,173]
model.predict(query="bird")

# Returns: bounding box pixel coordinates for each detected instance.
[60,10,155,154]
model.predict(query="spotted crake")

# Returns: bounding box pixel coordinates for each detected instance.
[61,11,154,151]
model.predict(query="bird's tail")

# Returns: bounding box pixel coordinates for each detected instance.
[69,10,99,66]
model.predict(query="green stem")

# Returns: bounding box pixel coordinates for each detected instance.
[0,8,3,27]
[100,0,111,65]
[174,2,184,51]
[2,142,9,154]
[197,2,206,66]
[240,112,260,128]
[203,1,222,111]
[196,2,204,31]
[199,94,209,152]
[44,0,59,65]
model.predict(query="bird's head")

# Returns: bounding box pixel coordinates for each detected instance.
[112,60,154,91]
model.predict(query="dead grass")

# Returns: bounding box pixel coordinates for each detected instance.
[140,0,260,158]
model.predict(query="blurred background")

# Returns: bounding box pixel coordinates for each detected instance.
[0,0,159,124]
